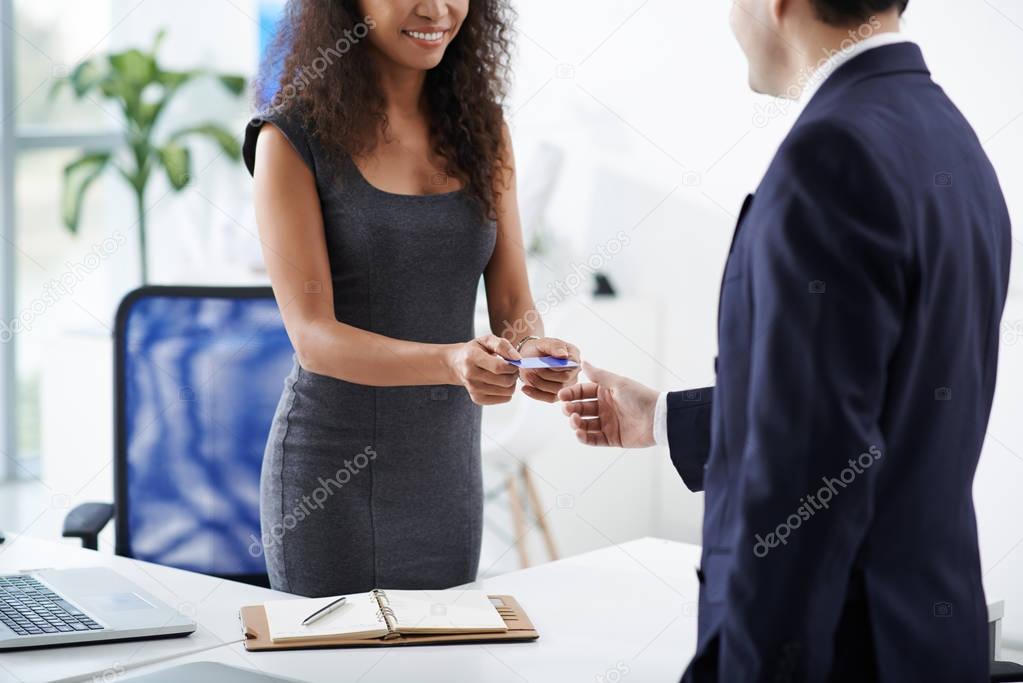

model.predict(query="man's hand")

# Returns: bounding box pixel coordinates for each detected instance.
[518,336,581,403]
[557,362,659,448]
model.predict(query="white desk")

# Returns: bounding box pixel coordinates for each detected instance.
[0,534,700,683]
[0,534,1008,682]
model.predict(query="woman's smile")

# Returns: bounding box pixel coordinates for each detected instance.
[400,26,450,48]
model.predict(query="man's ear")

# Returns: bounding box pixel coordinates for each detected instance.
[769,0,789,27]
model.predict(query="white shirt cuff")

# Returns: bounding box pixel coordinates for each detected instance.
[653,391,669,447]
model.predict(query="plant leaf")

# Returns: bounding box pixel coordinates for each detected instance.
[158,143,192,191]
[170,123,242,160]
[152,28,167,55]
[62,153,110,234]
[157,68,195,91]
[50,58,105,100]
[109,48,158,89]
[217,74,247,96]
[69,59,107,96]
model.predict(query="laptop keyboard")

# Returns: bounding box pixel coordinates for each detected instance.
[0,575,104,637]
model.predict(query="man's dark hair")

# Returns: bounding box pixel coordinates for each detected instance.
[811,0,909,26]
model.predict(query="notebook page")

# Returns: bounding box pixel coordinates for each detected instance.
[264,591,389,642]
[385,590,507,634]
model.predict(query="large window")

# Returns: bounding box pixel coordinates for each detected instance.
[2,0,259,482]
[1,0,117,480]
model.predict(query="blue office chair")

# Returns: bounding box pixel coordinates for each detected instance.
[63,286,294,587]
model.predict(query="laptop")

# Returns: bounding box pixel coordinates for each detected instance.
[0,567,195,649]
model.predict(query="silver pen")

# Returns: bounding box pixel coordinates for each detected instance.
[301,596,347,626]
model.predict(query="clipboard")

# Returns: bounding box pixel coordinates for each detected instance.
[239,594,539,651]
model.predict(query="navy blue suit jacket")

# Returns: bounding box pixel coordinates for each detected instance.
[669,44,1011,682]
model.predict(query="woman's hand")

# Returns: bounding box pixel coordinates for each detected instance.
[518,337,581,403]
[448,335,522,406]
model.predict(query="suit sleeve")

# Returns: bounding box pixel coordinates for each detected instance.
[710,122,907,681]
[666,387,714,492]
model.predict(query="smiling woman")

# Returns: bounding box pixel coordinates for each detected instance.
[258,0,514,219]
[245,0,581,598]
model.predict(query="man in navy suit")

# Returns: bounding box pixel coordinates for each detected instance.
[559,0,1011,680]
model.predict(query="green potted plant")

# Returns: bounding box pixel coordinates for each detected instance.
[54,30,246,283]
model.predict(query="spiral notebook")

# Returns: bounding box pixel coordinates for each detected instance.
[240,591,538,651]
[264,589,505,642]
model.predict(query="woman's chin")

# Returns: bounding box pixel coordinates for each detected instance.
[394,50,447,71]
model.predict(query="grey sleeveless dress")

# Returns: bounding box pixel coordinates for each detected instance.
[242,110,496,597]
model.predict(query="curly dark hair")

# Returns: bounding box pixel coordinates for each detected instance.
[257,0,516,219]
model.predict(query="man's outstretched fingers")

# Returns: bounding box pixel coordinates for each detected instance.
[558,382,597,403]
[576,430,608,447]
[570,414,602,432]
[563,400,599,417]
[581,361,611,383]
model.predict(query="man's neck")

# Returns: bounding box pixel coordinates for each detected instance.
[785,10,903,96]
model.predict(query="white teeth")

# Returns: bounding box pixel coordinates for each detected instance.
[406,30,444,41]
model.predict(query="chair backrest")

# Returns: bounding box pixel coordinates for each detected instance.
[114,286,293,585]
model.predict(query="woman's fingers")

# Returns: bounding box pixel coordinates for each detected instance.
[530,336,574,359]
[520,371,564,395]
[468,365,518,388]
[530,367,579,382]
[469,390,516,405]
[521,384,557,403]
[476,334,521,361]
[474,349,519,376]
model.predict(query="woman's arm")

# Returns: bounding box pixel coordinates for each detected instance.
[253,124,520,402]
[483,125,581,402]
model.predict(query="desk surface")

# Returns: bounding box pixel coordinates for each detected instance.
[0,534,700,683]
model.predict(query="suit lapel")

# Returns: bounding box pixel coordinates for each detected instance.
[717,193,755,331]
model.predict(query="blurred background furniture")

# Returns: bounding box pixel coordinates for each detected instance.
[62,286,293,586]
